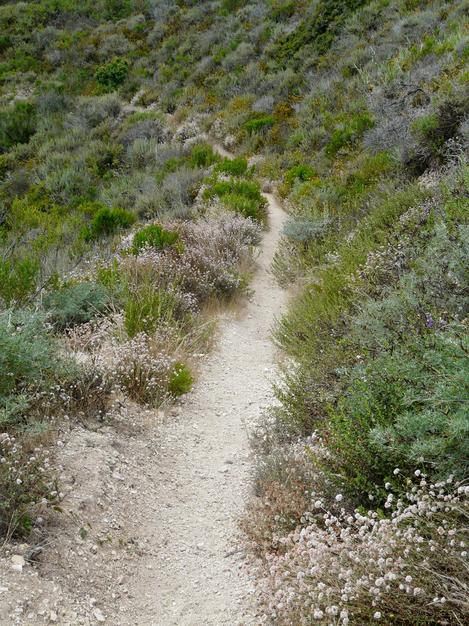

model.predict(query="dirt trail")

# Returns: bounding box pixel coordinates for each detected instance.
[120,186,287,622]
[0,144,287,626]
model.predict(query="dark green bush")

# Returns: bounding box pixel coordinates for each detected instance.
[271,0,368,66]
[95,57,129,91]
[190,143,218,168]
[216,156,248,176]
[44,282,111,330]
[408,96,468,170]
[104,0,133,20]
[204,178,267,223]
[280,164,317,196]
[244,115,275,135]
[82,206,135,241]
[0,257,39,306]
[222,0,247,11]
[222,193,267,223]
[0,102,36,150]
[270,0,296,21]
[131,224,180,255]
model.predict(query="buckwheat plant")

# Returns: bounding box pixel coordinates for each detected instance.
[100,332,176,406]
[0,433,60,538]
[257,474,468,625]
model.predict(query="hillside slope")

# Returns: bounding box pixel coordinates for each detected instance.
[0,0,468,624]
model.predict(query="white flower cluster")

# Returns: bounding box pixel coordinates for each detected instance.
[257,475,468,625]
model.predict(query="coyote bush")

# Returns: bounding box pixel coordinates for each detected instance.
[190,143,218,168]
[244,115,275,135]
[95,57,129,91]
[216,156,248,176]
[204,178,267,223]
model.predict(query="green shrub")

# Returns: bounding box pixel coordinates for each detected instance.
[325,112,374,157]
[0,102,36,150]
[345,151,396,195]
[103,0,133,20]
[0,309,71,427]
[271,0,368,66]
[131,224,180,255]
[190,143,218,168]
[216,156,248,176]
[408,97,468,170]
[44,282,111,330]
[204,178,267,223]
[244,115,275,135]
[95,57,129,91]
[222,0,247,11]
[82,206,135,241]
[280,164,317,196]
[222,192,267,223]
[327,325,469,502]
[270,0,296,21]
[168,362,193,397]
[0,257,39,306]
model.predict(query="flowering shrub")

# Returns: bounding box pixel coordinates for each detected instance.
[116,213,261,305]
[256,476,469,625]
[101,332,177,407]
[0,434,59,538]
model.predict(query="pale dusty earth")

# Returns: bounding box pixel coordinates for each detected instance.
[0,146,287,625]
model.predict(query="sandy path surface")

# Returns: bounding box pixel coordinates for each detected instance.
[0,142,286,626]
[119,189,287,625]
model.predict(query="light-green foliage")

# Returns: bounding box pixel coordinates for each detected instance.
[124,288,181,338]
[131,224,180,255]
[204,178,267,223]
[168,362,193,397]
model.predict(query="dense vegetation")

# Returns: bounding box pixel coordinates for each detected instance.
[0,0,468,622]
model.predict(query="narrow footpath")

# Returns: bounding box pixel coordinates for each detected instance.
[121,187,287,625]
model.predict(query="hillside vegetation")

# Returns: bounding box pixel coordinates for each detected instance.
[1,0,468,623]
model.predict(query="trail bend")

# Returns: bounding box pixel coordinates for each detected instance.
[121,153,287,625]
